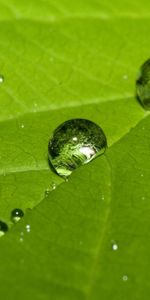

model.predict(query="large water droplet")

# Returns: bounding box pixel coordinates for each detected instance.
[136,59,150,109]
[11,208,24,223]
[48,119,107,177]
[0,75,4,84]
[0,221,8,236]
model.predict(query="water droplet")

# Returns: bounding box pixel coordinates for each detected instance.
[26,224,30,233]
[11,208,24,223]
[19,232,24,242]
[112,243,118,251]
[141,173,144,177]
[33,102,38,112]
[48,119,107,177]
[21,124,24,128]
[122,275,128,281]
[136,59,150,109]
[101,195,105,201]
[0,75,4,84]
[123,74,128,80]
[45,188,50,197]
[52,182,56,190]
[0,221,8,236]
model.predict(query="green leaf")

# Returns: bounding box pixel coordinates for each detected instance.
[0,0,150,299]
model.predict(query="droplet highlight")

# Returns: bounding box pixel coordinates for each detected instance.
[26,224,30,233]
[0,221,8,236]
[122,275,128,281]
[48,119,107,177]
[45,188,50,197]
[52,182,56,190]
[123,74,128,80]
[11,208,24,223]
[112,243,118,251]
[0,75,4,84]
[136,59,150,109]
[19,231,24,242]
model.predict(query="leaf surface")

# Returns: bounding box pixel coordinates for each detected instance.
[0,0,150,299]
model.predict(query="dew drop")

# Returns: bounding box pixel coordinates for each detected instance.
[123,74,128,80]
[136,59,150,109]
[45,188,50,197]
[26,224,30,233]
[52,182,56,190]
[21,124,25,129]
[11,208,24,223]
[122,275,128,281]
[101,195,105,201]
[48,119,107,177]
[112,243,118,251]
[19,232,24,242]
[0,221,8,236]
[0,75,4,84]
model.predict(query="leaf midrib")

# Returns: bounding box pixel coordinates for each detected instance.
[1,14,150,23]
[0,95,133,123]
[1,110,148,176]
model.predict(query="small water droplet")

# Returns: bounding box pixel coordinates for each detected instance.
[0,75,4,84]
[52,182,56,190]
[136,59,150,109]
[19,232,24,242]
[101,195,105,201]
[122,275,128,281]
[0,221,8,236]
[21,124,25,128]
[141,173,144,177]
[123,74,128,80]
[45,188,50,197]
[33,102,38,112]
[26,224,30,233]
[48,119,107,177]
[11,208,24,223]
[112,243,118,251]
